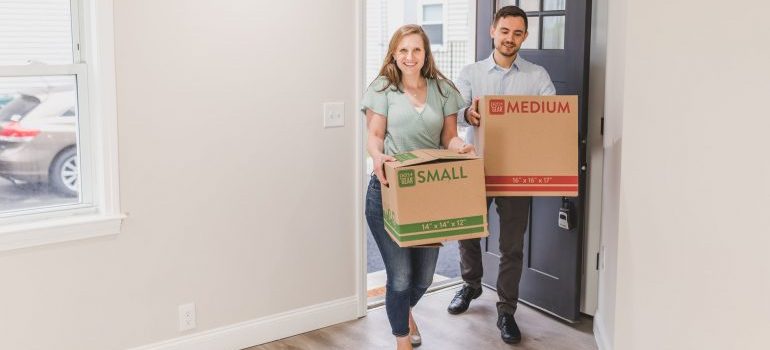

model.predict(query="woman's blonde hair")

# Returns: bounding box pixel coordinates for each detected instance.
[374,24,457,97]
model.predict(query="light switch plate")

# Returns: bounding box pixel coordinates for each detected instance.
[323,102,345,128]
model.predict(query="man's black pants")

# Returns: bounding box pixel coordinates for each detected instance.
[458,196,530,315]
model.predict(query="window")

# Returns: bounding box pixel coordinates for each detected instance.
[0,0,123,251]
[496,0,566,50]
[421,3,444,46]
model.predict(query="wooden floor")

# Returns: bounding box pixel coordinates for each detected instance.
[247,285,597,350]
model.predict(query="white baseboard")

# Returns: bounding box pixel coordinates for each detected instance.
[128,296,359,350]
[593,311,612,350]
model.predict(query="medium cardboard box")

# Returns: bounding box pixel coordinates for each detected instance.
[381,149,489,247]
[476,95,579,197]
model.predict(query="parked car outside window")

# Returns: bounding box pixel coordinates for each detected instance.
[0,94,14,108]
[0,87,78,197]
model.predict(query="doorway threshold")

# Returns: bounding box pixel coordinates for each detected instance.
[367,271,463,309]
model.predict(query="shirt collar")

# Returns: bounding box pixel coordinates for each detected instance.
[485,52,522,72]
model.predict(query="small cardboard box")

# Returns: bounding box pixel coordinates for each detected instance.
[476,95,579,197]
[381,149,489,247]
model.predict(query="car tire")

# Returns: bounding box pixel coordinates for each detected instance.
[49,147,78,197]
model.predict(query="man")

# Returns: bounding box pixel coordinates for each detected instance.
[448,5,555,345]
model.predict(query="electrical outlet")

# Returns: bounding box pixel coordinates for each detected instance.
[323,102,345,128]
[178,303,196,331]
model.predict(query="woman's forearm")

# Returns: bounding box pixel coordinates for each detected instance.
[367,135,386,159]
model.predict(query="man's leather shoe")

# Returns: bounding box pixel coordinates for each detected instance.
[447,284,482,315]
[497,313,522,344]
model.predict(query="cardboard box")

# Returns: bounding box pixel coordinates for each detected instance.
[381,149,489,247]
[476,95,579,197]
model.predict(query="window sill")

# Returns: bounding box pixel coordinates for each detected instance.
[0,213,126,252]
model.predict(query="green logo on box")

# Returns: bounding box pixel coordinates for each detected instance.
[398,170,416,187]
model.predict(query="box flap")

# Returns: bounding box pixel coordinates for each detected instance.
[419,148,479,160]
[386,149,478,169]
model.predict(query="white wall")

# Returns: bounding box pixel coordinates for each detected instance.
[597,0,770,349]
[0,1,359,349]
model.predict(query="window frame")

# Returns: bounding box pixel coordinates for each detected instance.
[0,0,124,251]
[419,0,447,49]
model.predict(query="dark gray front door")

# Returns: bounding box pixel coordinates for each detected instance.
[476,0,591,322]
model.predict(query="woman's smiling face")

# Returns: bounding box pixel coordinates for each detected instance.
[393,33,425,76]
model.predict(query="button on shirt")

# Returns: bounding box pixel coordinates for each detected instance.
[456,53,556,147]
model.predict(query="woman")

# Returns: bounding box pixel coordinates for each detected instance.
[362,24,474,350]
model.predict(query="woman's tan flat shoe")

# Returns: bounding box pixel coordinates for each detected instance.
[409,326,421,347]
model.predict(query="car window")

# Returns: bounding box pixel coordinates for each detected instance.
[0,95,40,122]
[62,108,76,117]
[21,91,76,121]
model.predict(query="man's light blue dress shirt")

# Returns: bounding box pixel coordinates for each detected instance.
[455,53,556,147]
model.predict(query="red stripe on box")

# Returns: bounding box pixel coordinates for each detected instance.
[486,185,579,192]
[485,176,578,185]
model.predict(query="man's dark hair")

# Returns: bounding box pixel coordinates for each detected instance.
[493,5,528,31]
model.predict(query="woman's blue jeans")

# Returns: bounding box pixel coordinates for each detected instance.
[365,175,440,337]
